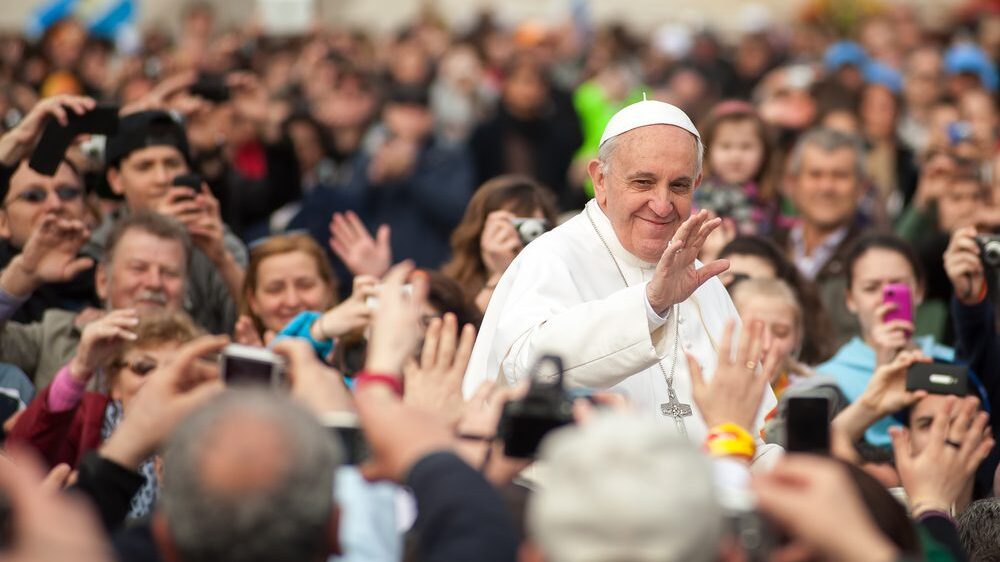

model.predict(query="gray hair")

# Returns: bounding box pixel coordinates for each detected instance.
[787,127,865,179]
[958,498,1000,562]
[162,390,342,562]
[528,414,723,562]
[102,210,193,270]
[598,129,704,178]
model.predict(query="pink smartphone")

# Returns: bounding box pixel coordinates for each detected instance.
[882,283,913,330]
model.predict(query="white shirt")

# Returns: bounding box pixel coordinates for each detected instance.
[463,199,779,449]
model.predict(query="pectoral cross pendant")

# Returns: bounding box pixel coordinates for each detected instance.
[660,387,692,437]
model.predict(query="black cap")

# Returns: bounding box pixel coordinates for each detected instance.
[105,110,191,168]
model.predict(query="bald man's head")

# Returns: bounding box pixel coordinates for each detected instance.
[162,390,342,562]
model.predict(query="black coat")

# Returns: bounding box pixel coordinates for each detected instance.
[469,94,583,212]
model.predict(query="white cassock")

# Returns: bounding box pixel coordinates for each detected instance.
[463,199,780,461]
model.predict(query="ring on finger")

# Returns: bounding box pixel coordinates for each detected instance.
[744,360,756,370]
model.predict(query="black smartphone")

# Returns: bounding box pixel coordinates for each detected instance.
[190,73,231,103]
[29,103,120,175]
[785,397,830,454]
[171,173,202,203]
[906,362,968,396]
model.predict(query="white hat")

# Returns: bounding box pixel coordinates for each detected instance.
[599,98,700,147]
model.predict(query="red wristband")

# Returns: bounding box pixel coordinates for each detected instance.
[355,371,404,396]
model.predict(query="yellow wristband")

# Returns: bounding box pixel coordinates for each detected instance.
[704,423,756,460]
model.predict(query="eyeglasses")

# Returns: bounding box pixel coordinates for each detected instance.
[111,356,158,376]
[7,186,84,205]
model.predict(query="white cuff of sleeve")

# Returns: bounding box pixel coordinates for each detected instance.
[643,282,671,332]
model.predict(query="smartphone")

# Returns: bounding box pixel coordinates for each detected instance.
[320,411,370,465]
[190,73,231,103]
[219,344,286,388]
[171,173,202,203]
[28,103,120,175]
[784,397,830,454]
[906,362,969,396]
[882,283,913,334]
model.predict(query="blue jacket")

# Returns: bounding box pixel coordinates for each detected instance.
[818,336,955,446]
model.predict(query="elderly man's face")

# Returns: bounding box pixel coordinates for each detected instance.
[589,125,701,263]
[789,146,862,232]
[96,228,187,311]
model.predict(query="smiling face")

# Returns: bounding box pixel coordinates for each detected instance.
[589,125,702,263]
[96,229,187,311]
[790,145,863,232]
[247,250,334,333]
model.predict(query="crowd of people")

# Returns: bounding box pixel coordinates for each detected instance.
[0,1,998,561]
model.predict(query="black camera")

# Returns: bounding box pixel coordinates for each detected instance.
[511,218,549,246]
[496,355,575,458]
[977,235,1000,269]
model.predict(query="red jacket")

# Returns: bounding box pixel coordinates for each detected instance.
[7,384,110,469]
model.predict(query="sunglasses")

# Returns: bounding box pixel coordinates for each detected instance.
[7,186,83,205]
[111,356,159,376]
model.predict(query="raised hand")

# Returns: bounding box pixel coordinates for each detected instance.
[944,226,986,305]
[646,209,729,315]
[233,315,265,347]
[857,350,930,417]
[99,334,228,469]
[328,211,392,278]
[890,395,994,515]
[403,312,476,425]
[752,455,900,562]
[311,275,377,340]
[272,338,353,416]
[0,95,96,166]
[68,309,140,382]
[480,210,522,278]
[687,319,775,431]
[871,302,915,366]
[0,447,114,562]
[183,184,229,265]
[833,350,931,443]
[1,214,93,297]
[364,261,429,375]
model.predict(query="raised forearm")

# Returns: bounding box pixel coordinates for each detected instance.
[0,255,41,299]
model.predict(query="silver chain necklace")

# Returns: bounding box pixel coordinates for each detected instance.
[585,207,692,436]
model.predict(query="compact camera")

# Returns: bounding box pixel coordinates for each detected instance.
[219,344,286,389]
[511,218,549,246]
[976,235,1000,268]
[496,355,575,458]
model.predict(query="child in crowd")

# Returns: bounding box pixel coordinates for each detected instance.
[695,100,778,237]
[730,277,813,399]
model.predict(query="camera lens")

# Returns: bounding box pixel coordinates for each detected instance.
[985,241,1000,267]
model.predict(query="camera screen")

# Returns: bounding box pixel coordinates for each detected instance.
[223,356,276,387]
[328,425,370,465]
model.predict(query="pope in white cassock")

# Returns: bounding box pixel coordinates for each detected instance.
[463,99,780,461]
